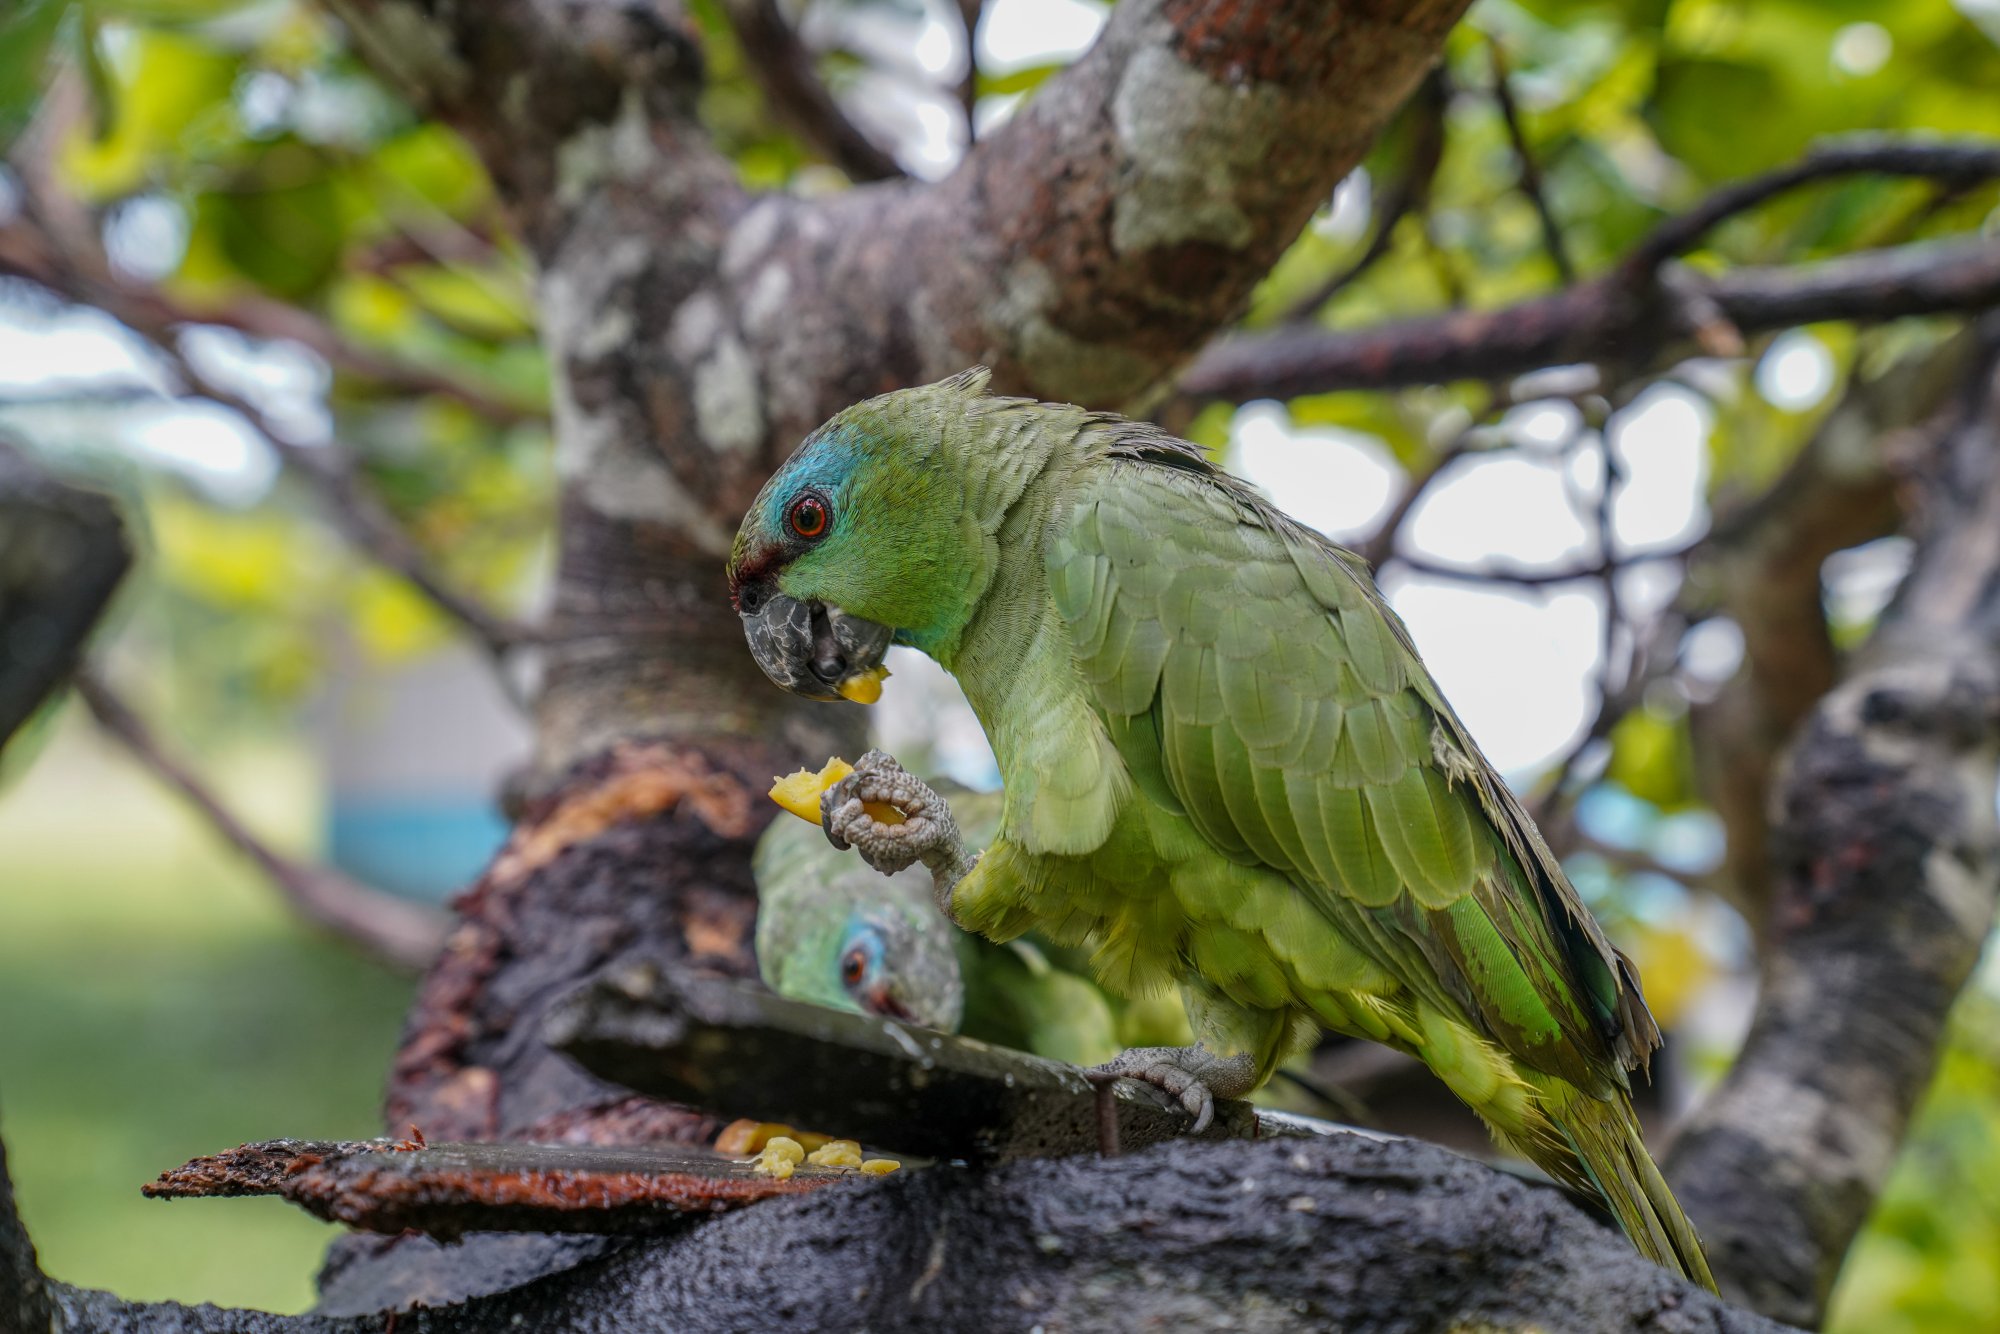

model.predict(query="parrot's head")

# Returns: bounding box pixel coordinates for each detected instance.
[727,370,994,699]
[753,792,981,1032]
[826,907,964,1029]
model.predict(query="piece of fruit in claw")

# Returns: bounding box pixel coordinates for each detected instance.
[768,757,907,827]
[835,664,890,704]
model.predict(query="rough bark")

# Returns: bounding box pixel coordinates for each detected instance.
[1,1132,54,1334]
[1686,338,1972,929]
[1666,338,2000,1327]
[35,1135,1787,1333]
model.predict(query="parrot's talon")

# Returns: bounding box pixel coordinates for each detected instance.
[1090,1044,1258,1137]
[819,751,980,920]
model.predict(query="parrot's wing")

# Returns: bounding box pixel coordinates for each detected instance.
[1049,432,1657,1085]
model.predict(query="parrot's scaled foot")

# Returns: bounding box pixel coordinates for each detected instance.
[1091,1044,1258,1135]
[821,750,978,918]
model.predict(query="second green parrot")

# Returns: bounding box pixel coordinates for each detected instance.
[754,786,1186,1066]
[726,370,1714,1290]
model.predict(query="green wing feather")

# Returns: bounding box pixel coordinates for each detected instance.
[1047,438,1659,1092]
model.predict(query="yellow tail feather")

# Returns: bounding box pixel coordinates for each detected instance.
[1544,1090,1718,1294]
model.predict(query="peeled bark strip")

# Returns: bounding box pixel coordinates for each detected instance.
[1667,348,2000,1327]
[146,1138,841,1237]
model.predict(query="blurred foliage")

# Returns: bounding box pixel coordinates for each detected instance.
[0,0,1997,1318]
[0,726,414,1312]
[1827,986,2000,1334]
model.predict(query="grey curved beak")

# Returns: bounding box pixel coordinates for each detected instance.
[741,593,892,703]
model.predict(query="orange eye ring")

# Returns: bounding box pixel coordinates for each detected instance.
[840,949,866,987]
[787,494,829,540]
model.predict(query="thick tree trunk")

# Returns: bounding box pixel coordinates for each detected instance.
[1666,333,2000,1326]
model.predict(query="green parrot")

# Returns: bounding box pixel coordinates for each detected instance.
[726,369,1715,1290]
[754,787,1185,1066]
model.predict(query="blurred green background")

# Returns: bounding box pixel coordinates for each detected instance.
[1,0,1998,1324]
[0,722,413,1313]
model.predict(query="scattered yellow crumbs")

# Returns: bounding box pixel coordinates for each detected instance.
[716,1119,831,1156]
[751,1136,806,1180]
[768,757,906,827]
[742,1131,901,1180]
[805,1140,864,1169]
[835,664,891,704]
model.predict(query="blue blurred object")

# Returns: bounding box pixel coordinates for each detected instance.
[327,794,510,901]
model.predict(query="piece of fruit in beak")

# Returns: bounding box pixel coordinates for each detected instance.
[768,757,907,826]
[835,664,890,704]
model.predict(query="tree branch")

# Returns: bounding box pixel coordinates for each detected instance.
[1489,39,1573,283]
[0,216,536,425]
[1181,233,2000,400]
[1622,138,2000,276]
[0,176,536,657]
[955,0,983,136]
[147,336,535,658]
[1272,66,1450,327]
[73,668,449,970]
[718,0,904,182]
[1667,332,2000,1327]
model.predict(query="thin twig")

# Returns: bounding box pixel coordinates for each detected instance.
[1622,138,2000,277]
[719,0,903,182]
[149,336,533,658]
[1356,382,1514,568]
[1488,39,1573,284]
[1570,831,1717,894]
[73,667,449,970]
[1391,541,1694,590]
[0,219,537,425]
[1273,68,1449,326]
[956,0,984,138]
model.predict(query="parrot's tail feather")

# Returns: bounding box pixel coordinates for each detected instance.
[1550,1092,1718,1295]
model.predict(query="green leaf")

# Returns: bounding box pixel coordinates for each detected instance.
[1649,56,1791,178]
[197,143,348,300]
[977,62,1064,97]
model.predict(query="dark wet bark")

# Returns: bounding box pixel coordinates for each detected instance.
[40,1135,1787,1333]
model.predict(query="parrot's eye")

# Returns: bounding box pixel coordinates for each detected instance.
[840,947,867,988]
[787,494,829,541]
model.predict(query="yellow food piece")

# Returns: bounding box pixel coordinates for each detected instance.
[768,757,906,827]
[806,1140,864,1169]
[751,1136,807,1179]
[835,664,891,704]
[716,1120,833,1156]
[859,1158,901,1176]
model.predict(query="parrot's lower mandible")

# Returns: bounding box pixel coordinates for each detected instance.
[726,369,1716,1291]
